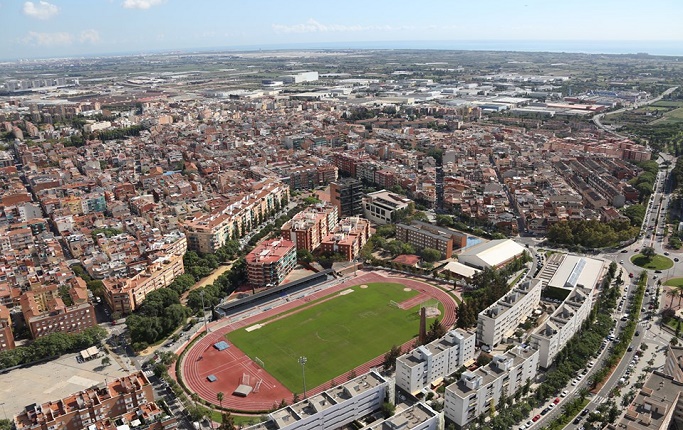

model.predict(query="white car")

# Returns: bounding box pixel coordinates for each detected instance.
[561,390,568,397]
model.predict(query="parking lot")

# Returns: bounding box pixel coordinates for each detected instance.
[0,351,131,419]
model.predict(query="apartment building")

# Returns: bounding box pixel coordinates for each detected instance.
[477,279,542,348]
[0,304,15,351]
[102,253,185,314]
[21,279,97,339]
[360,403,440,430]
[14,371,155,430]
[529,286,593,368]
[319,217,370,261]
[243,371,388,430]
[444,346,539,428]
[396,329,476,395]
[281,204,338,252]
[246,238,297,288]
[395,221,468,259]
[183,180,289,254]
[363,190,412,225]
[330,178,363,217]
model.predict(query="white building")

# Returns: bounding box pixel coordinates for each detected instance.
[360,402,441,430]
[529,286,593,368]
[477,279,542,348]
[458,239,526,270]
[396,329,476,395]
[444,346,539,428]
[83,121,111,133]
[279,71,319,84]
[542,254,606,292]
[363,190,412,225]
[243,371,388,430]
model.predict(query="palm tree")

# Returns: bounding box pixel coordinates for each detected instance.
[217,392,224,409]
[667,289,678,308]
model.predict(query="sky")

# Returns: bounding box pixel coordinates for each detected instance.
[1,0,683,60]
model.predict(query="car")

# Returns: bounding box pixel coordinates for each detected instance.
[561,390,568,397]
[571,379,578,386]
[548,403,555,410]
[629,273,634,278]
[541,408,550,415]
[573,417,582,425]
[635,331,640,336]
[526,420,533,428]
[581,409,589,416]
[627,346,633,352]
[620,260,624,264]
[675,258,680,262]
[665,252,670,256]
[655,270,662,274]
[532,415,541,422]
[554,397,561,404]
[635,248,640,252]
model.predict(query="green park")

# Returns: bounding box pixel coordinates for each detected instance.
[631,250,674,270]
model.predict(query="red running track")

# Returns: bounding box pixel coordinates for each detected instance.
[179,271,459,412]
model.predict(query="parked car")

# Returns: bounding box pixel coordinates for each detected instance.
[554,397,561,404]
[561,390,568,397]
[533,415,541,422]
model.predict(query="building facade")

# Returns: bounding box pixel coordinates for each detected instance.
[14,372,156,430]
[244,371,388,430]
[319,217,370,261]
[396,329,476,395]
[395,221,468,259]
[281,204,338,252]
[21,279,97,339]
[330,178,363,218]
[444,346,539,428]
[477,279,542,348]
[246,238,297,288]
[360,403,440,430]
[0,304,15,351]
[362,190,412,225]
[102,253,185,314]
[529,286,593,368]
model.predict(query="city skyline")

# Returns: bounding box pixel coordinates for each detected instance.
[2,0,683,60]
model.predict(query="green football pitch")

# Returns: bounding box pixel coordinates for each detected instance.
[226,282,440,392]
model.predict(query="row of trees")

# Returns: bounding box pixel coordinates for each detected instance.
[0,326,107,370]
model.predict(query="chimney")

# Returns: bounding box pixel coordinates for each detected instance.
[419,307,427,345]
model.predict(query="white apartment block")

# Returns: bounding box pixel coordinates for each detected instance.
[477,279,542,348]
[396,329,476,395]
[445,346,539,428]
[360,402,441,430]
[362,190,412,225]
[529,286,593,368]
[244,371,388,430]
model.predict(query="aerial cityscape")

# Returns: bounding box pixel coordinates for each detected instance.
[2,2,683,430]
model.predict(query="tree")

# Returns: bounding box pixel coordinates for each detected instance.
[641,246,656,261]
[420,247,442,263]
[101,356,111,366]
[667,289,679,308]
[425,318,447,344]
[217,391,224,409]
[219,412,235,430]
[381,401,396,418]
[383,345,402,372]
[297,249,313,263]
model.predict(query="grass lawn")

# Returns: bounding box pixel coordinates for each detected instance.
[631,254,674,270]
[664,278,683,287]
[227,283,438,392]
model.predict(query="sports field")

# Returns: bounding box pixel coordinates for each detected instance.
[226,282,437,392]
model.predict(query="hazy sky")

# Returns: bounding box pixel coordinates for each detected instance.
[2,0,683,60]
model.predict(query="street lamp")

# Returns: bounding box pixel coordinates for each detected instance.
[200,290,209,334]
[298,356,308,398]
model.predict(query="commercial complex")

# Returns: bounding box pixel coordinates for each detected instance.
[362,190,412,225]
[319,217,371,261]
[330,178,363,218]
[395,221,468,259]
[246,238,297,287]
[281,204,338,252]
[13,371,165,430]
[244,371,389,430]
[458,239,526,270]
[529,286,593,368]
[396,329,476,395]
[444,345,539,427]
[477,279,542,349]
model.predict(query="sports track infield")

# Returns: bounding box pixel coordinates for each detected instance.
[226,282,440,392]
